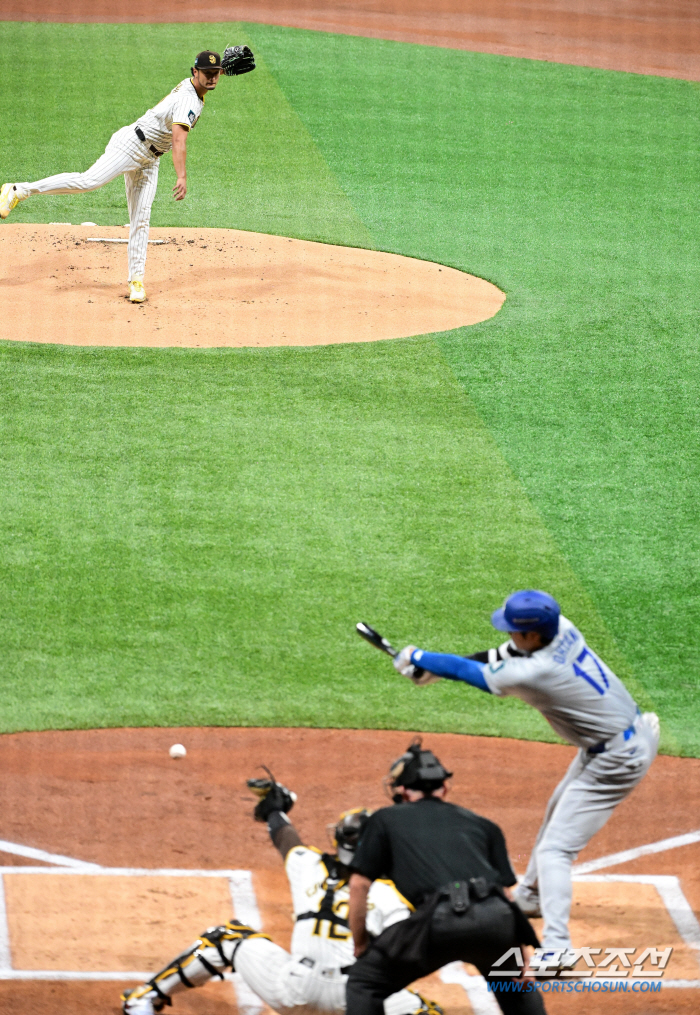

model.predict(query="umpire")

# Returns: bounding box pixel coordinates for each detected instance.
[347,741,545,1015]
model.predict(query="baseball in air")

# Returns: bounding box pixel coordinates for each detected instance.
[169,743,187,759]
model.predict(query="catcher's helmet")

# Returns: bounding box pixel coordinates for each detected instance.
[491,589,560,642]
[330,808,371,865]
[385,738,452,801]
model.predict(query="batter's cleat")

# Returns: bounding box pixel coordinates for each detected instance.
[512,883,541,918]
[0,183,24,219]
[120,986,163,1015]
[129,278,146,303]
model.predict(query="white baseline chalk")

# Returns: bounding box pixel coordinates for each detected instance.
[0,875,11,971]
[227,872,265,1014]
[0,839,100,870]
[573,829,700,875]
[440,961,501,1015]
[229,870,262,931]
[574,874,700,960]
[0,970,151,981]
[0,866,247,877]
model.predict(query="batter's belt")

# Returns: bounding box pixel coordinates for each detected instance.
[134,127,164,157]
[587,708,641,754]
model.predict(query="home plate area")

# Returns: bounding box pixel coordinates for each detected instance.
[0,850,698,1015]
[0,728,698,1014]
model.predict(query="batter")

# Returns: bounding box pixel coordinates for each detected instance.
[391,589,660,971]
[0,46,255,303]
[121,776,441,1014]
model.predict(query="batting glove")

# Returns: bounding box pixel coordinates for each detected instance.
[393,646,442,686]
[393,645,418,678]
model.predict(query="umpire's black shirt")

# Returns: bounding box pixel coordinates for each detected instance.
[351,798,516,907]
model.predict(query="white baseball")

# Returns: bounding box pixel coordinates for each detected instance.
[169,743,187,759]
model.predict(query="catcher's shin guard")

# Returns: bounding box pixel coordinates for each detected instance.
[121,921,269,1012]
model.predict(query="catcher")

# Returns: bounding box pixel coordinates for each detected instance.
[0,45,255,304]
[121,771,442,1015]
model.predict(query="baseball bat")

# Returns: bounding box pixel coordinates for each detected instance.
[355,622,425,677]
[356,621,399,658]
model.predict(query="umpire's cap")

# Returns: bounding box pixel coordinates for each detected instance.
[387,738,452,799]
[491,589,560,641]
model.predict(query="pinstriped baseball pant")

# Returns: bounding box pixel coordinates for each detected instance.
[235,937,434,1014]
[127,933,433,1015]
[18,125,159,281]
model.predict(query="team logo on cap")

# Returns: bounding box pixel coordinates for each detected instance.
[209,54,216,64]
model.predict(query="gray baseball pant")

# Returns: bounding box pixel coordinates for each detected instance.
[17,125,160,282]
[520,712,659,950]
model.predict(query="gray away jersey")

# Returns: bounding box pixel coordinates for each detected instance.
[483,616,638,749]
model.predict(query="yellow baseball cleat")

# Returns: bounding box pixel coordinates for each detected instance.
[129,278,146,303]
[0,183,23,219]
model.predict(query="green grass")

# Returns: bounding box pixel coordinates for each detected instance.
[0,22,698,753]
[0,22,371,246]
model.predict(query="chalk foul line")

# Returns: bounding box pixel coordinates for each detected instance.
[0,838,101,870]
[572,829,700,875]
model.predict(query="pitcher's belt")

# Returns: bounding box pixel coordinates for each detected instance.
[135,127,164,157]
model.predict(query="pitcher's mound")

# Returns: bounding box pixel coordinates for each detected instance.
[0,224,505,348]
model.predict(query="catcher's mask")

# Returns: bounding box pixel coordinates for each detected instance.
[327,808,371,865]
[384,738,452,802]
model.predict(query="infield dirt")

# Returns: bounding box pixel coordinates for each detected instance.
[6,0,700,81]
[2,4,698,1013]
[0,225,505,348]
[0,727,698,1014]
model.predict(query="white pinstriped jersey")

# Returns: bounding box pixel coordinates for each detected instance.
[483,615,639,749]
[285,846,411,967]
[133,79,204,153]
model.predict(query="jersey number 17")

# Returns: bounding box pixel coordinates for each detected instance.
[572,647,610,696]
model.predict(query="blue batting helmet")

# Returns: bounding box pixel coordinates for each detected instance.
[491,590,561,641]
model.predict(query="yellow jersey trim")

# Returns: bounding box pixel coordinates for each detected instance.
[375,878,415,912]
[284,843,322,874]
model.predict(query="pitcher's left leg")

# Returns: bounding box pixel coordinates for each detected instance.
[124,159,159,300]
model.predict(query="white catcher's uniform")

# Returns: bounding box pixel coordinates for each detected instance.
[124,846,430,1015]
[481,616,660,950]
[235,846,423,1014]
[16,79,204,281]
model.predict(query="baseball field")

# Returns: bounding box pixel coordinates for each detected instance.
[0,2,699,1013]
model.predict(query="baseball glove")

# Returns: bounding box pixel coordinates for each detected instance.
[247,767,296,822]
[222,45,256,76]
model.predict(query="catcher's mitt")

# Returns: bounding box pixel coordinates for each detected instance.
[247,767,296,822]
[222,45,256,76]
